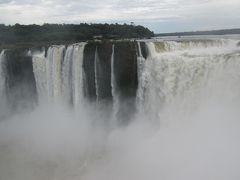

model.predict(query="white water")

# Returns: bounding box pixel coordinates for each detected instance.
[137,39,240,122]
[111,44,119,124]
[72,43,86,107]
[45,46,65,102]
[152,39,235,52]
[32,43,86,106]
[51,46,65,102]
[0,50,7,118]
[62,45,74,104]
[111,44,116,100]
[0,50,5,98]
[32,50,47,102]
[94,47,99,101]
[1,38,240,180]
[136,42,147,112]
[34,46,66,103]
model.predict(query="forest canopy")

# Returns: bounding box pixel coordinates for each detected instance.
[0,23,154,45]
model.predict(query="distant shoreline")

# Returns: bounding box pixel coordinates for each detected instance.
[156,28,240,37]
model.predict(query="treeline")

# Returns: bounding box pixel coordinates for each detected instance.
[0,23,154,45]
[157,28,240,37]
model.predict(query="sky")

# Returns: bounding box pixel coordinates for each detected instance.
[0,0,239,33]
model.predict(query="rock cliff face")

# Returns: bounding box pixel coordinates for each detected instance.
[94,42,113,101]
[83,43,97,101]
[3,49,37,111]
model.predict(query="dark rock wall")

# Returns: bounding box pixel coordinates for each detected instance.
[4,49,37,111]
[140,42,148,59]
[114,42,138,98]
[97,42,113,101]
[114,42,138,125]
[83,43,97,101]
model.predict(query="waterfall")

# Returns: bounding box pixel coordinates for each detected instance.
[111,44,117,99]
[32,43,86,106]
[0,50,5,98]
[29,39,240,119]
[52,46,65,101]
[137,39,240,121]
[45,46,65,102]
[94,47,99,101]
[3,38,240,180]
[72,43,86,107]
[62,46,74,104]
[111,44,119,121]
[32,50,47,102]
[0,50,8,118]
[136,42,147,112]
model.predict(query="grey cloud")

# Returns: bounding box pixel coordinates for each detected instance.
[0,0,239,32]
[0,0,12,4]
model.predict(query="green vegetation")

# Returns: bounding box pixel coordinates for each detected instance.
[0,23,154,48]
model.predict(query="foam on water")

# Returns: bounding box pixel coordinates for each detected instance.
[137,39,240,123]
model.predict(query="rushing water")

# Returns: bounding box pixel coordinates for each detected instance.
[0,50,5,99]
[62,45,74,104]
[71,43,86,107]
[46,46,65,102]
[138,39,240,121]
[1,36,240,180]
[32,50,47,103]
[94,47,100,102]
[136,42,147,112]
[0,50,7,118]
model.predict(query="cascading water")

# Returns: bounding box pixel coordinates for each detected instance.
[153,39,232,52]
[111,44,119,123]
[111,44,116,99]
[32,43,86,106]
[136,42,147,112]
[62,45,74,104]
[31,39,240,119]
[0,50,5,98]
[47,46,65,102]
[94,47,100,102]
[32,50,47,103]
[137,39,240,123]
[33,46,65,103]
[0,50,7,118]
[72,43,86,107]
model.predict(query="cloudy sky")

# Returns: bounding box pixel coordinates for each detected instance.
[0,0,239,33]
